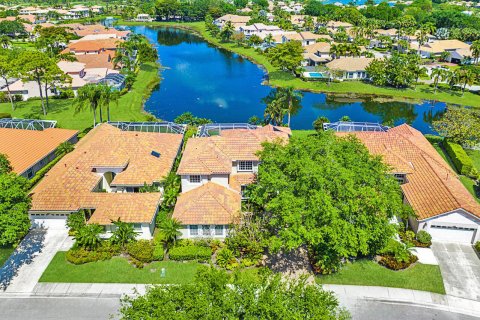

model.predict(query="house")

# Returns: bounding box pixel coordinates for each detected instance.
[334,123,480,244]
[303,42,332,66]
[173,124,291,239]
[0,119,78,179]
[290,15,317,28]
[29,123,184,238]
[418,39,470,58]
[239,23,283,38]
[325,21,353,33]
[136,14,153,22]
[282,31,330,46]
[214,14,251,31]
[63,38,123,55]
[325,57,373,80]
[75,52,115,69]
[448,47,473,64]
[63,24,130,39]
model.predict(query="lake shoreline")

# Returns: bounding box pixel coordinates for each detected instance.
[118,20,480,108]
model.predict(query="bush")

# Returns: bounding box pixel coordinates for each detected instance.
[66,242,120,265]
[169,245,212,262]
[0,112,11,119]
[416,230,432,245]
[425,134,443,144]
[379,254,418,270]
[126,240,154,263]
[66,211,86,234]
[216,247,236,268]
[153,245,164,261]
[443,140,474,176]
[474,241,480,253]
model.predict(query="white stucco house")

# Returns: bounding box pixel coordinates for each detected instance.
[326,57,374,80]
[29,123,184,239]
[336,123,480,244]
[173,124,291,239]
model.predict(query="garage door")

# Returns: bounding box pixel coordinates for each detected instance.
[429,225,476,243]
[30,215,68,230]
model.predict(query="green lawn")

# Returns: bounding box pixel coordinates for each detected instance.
[316,259,445,294]
[39,252,199,284]
[0,62,159,131]
[118,20,480,108]
[0,246,14,267]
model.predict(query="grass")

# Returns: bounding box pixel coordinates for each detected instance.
[316,259,446,294]
[39,252,199,284]
[466,148,480,171]
[0,62,159,131]
[118,20,480,108]
[0,246,14,267]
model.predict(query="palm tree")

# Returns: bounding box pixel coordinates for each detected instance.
[55,141,74,157]
[455,67,476,96]
[263,96,286,126]
[471,40,480,64]
[411,65,428,90]
[74,224,103,250]
[220,21,235,42]
[264,33,273,46]
[277,87,303,127]
[0,35,11,49]
[160,218,182,248]
[431,68,447,94]
[74,84,104,126]
[100,85,120,122]
[110,219,138,248]
[313,116,330,132]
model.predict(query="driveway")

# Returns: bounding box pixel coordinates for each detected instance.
[5,229,72,293]
[432,242,480,301]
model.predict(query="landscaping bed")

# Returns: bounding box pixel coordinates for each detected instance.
[39,251,199,284]
[316,259,445,294]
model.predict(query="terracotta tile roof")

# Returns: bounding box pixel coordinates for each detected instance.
[173,182,241,225]
[75,52,114,69]
[30,124,183,224]
[0,127,78,175]
[337,124,480,220]
[67,38,123,53]
[64,24,130,38]
[177,125,290,175]
[230,173,256,192]
[326,57,374,72]
[419,40,470,54]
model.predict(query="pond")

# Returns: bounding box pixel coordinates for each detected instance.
[130,26,446,134]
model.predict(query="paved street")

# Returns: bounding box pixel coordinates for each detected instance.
[432,242,480,301]
[0,296,121,320]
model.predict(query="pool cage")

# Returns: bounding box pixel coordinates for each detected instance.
[108,121,187,135]
[323,121,389,132]
[0,118,57,131]
[197,123,258,137]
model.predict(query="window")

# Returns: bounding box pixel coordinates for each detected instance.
[393,173,406,184]
[26,168,34,179]
[202,225,211,236]
[240,185,248,199]
[215,225,223,236]
[133,223,142,231]
[190,225,198,236]
[238,161,253,172]
[189,175,201,183]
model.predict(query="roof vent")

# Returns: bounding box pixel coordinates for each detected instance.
[151,151,161,158]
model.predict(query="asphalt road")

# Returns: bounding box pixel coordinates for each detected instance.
[0,296,479,320]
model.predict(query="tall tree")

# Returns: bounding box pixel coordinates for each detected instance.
[0,156,31,246]
[471,40,480,64]
[220,21,235,42]
[248,131,407,273]
[74,84,104,126]
[0,49,18,110]
[100,85,120,122]
[266,40,304,74]
[276,87,303,127]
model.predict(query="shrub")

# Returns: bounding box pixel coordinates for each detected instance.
[0,112,11,119]
[169,245,212,262]
[66,211,86,234]
[126,240,154,263]
[404,230,415,244]
[66,242,120,265]
[425,134,444,144]
[216,247,236,268]
[379,254,418,270]
[416,230,432,245]
[474,241,480,253]
[153,245,164,261]
[443,140,474,176]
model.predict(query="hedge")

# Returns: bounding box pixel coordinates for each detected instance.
[66,243,121,265]
[169,245,212,262]
[424,134,444,144]
[126,240,154,263]
[443,140,474,176]
[0,113,11,119]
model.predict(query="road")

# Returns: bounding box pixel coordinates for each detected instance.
[0,296,478,320]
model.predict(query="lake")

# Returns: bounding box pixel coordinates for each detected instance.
[130,26,446,134]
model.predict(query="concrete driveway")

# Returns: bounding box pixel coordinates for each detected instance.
[432,242,480,301]
[5,229,72,293]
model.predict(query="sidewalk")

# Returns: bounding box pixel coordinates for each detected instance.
[28,283,148,298]
[323,284,480,318]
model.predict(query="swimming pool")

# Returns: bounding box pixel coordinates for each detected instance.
[304,72,326,79]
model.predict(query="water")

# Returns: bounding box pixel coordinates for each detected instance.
[131,26,446,134]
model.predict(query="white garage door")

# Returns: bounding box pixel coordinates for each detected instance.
[429,225,476,244]
[30,215,68,230]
